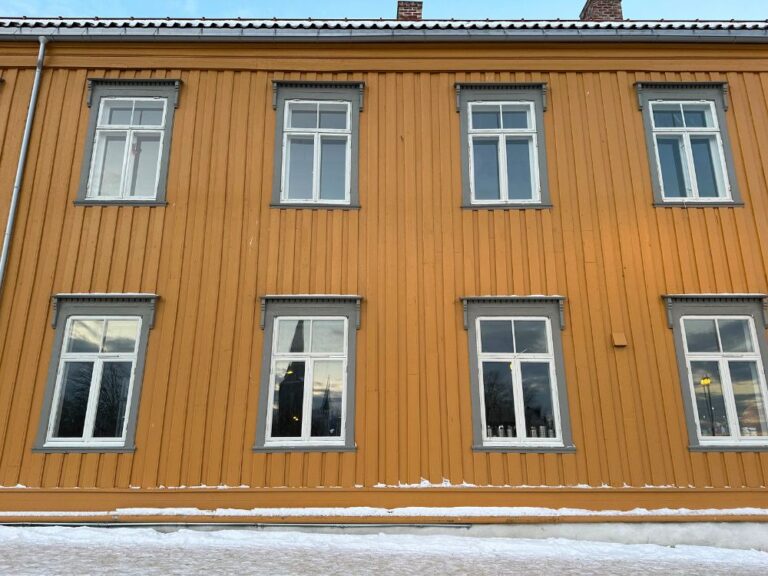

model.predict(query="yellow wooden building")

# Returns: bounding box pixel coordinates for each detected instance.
[0,0,766,525]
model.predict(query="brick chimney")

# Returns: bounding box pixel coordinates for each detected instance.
[397,1,423,21]
[580,0,623,21]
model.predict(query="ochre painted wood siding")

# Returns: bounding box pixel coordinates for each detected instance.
[0,42,767,508]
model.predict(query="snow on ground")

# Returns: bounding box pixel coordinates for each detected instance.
[0,526,766,575]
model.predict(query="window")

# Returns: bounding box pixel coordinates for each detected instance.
[462,297,574,451]
[456,84,550,208]
[636,82,741,205]
[35,294,157,451]
[77,79,180,205]
[255,296,361,451]
[272,82,363,208]
[665,295,768,449]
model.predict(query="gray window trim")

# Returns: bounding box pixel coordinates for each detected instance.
[254,295,361,452]
[635,82,742,207]
[34,293,158,453]
[271,81,364,209]
[456,83,551,209]
[461,296,575,453]
[663,294,768,451]
[75,78,181,206]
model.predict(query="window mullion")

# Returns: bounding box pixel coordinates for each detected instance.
[719,357,741,439]
[498,134,508,202]
[313,132,321,202]
[682,131,698,199]
[303,357,315,440]
[512,360,526,440]
[82,358,104,441]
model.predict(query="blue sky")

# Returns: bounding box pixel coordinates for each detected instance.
[0,0,765,20]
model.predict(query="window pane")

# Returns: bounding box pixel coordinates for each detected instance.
[311,320,345,354]
[319,137,347,201]
[653,105,683,128]
[52,361,94,438]
[319,104,347,130]
[132,101,165,126]
[93,361,132,438]
[505,138,533,200]
[502,105,528,129]
[289,103,317,129]
[103,320,140,354]
[67,319,104,353]
[514,320,548,354]
[690,361,730,437]
[479,320,514,354]
[684,319,720,353]
[270,360,305,438]
[521,362,556,439]
[729,361,768,437]
[657,136,689,198]
[311,360,344,437]
[91,132,127,197]
[276,319,308,353]
[102,101,133,126]
[471,105,501,129]
[128,132,161,197]
[690,136,722,198]
[472,138,501,201]
[682,104,713,128]
[718,319,754,353]
[286,136,314,200]
[482,361,516,438]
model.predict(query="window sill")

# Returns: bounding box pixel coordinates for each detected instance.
[270,203,360,210]
[654,201,744,208]
[253,444,356,453]
[689,444,768,452]
[33,445,135,453]
[74,199,168,207]
[462,203,553,210]
[472,444,576,454]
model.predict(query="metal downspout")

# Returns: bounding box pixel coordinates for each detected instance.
[0,36,48,296]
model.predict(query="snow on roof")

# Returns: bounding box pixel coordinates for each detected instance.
[0,17,767,42]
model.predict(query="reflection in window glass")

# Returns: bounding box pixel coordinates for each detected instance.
[129,133,161,197]
[718,319,753,353]
[684,319,720,353]
[521,363,556,438]
[52,362,94,438]
[311,360,343,437]
[311,320,345,354]
[480,320,514,354]
[514,320,548,354]
[690,136,721,198]
[472,139,501,200]
[482,361,516,439]
[103,320,139,353]
[729,361,768,437]
[657,136,688,198]
[276,320,308,354]
[286,136,314,200]
[691,361,730,437]
[505,139,533,201]
[93,361,132,438]
[271,361,305,438]
[67,319,104,353]
[319,137,347,201]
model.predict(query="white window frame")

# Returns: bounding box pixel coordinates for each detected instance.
[680,315,768,446]
[475,316,564,448]
[650,100,731,202]
[264,315,349,447]
[280,100,352,205]
[86,96,168,200]
[467,101,541,205]
[44,315,141,449]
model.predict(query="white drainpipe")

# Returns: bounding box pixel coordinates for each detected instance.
[0,36,48,296]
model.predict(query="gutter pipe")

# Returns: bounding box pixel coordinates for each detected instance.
[0,36,47,297]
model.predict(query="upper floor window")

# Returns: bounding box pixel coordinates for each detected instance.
[255,296,361,451]
[77,79,180,205]
[664,295,768,450]
[35,294,157,452]
[462,297,574,452]
[636,82,741,206]
[272,81,364,209]
[457,84,550,208]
